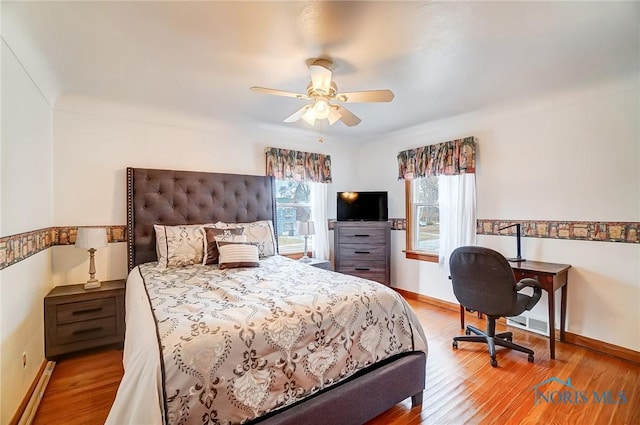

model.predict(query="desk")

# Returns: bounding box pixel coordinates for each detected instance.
[459,260,571,360]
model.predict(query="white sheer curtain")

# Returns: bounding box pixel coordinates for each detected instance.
[438,173,477,269]
[310,182,330,260]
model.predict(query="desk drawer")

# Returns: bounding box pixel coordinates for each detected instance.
[57,316,117,345]
[57,298,116,324]
[514,270,553,286]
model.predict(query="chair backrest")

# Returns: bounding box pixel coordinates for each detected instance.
[449,246,518,317]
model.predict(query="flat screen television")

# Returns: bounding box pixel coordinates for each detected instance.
[337,191,388,221]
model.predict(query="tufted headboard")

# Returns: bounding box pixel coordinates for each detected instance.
[126,167,277,271]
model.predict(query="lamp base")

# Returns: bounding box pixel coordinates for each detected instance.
[84,280,101,290]
[507,257,526,262]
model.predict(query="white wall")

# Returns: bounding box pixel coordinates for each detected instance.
[51,94,358,285]
[355,77,640,351]
[0,41,54,424]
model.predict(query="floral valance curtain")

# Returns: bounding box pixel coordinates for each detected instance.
[265,147,332,183]
[397,136,477,180]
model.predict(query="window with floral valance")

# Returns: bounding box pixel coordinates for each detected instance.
[397,136,477,179]
[265,147,332,183]
[399,136,477,269]
[265,147,331,260]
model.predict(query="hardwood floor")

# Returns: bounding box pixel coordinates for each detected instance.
[32,299,640,424]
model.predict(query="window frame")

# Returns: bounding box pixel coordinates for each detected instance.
[404,179,438,263]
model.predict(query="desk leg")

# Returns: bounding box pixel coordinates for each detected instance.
[548,288,556,360]
[560,281,567,342]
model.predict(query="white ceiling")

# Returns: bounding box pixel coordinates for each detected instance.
[3,1,639,142]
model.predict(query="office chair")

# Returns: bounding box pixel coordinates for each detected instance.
[449,246,542,367]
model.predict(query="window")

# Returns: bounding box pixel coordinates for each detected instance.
[406,176,439,261]
[275,180,312,254]
[411,176,440,252]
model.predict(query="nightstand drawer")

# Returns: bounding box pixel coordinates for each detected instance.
[57,298,116,324]
[57,316,117,345]
[338,244,386,260]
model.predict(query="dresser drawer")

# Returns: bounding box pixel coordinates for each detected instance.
[338,244,386,261]
[57,298,116,324]
[57,316,117,345]
[337,260,386,280]
[338,227,386,245]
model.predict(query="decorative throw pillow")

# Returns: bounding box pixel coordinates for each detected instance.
[202,227,246,265]
[154,224,205,267]
[217,241,260,269]
[214,220,277,258]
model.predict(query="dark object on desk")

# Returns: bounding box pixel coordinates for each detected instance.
[449,246,542,367]
[499,223,525,262]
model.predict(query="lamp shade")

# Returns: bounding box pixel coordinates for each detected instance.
[296,221,315,236]
[75,227,108,249]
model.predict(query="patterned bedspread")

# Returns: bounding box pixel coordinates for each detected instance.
[139,255,427,424]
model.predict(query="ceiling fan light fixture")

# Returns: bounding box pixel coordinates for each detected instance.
[313,99,330,119]
[302,108,317,125]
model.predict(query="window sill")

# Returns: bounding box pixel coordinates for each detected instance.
[403,250,438,263]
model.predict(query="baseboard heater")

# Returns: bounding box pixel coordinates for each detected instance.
[507,313,549,337]
[18,361,55,425]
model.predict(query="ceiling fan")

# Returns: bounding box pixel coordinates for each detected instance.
[250,58,394,127]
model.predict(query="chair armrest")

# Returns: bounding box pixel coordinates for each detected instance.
[516,278,542,311]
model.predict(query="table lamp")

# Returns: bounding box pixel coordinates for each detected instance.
[75,227,108,289]
[296,220,315,263]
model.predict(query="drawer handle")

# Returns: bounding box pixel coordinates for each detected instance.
[72,326,103,335]
[72,307,103,315]
[354,251,370,254]
[354,234,370,237]
[355,267,370,271]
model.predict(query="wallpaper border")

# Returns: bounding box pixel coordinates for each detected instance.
[2,218,637,270]
[0,226,126,270]
[386,218,638,243]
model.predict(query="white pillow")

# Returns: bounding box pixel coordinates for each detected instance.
[214,220,277,258]
[154,224,205,267]
[217,242,260,269]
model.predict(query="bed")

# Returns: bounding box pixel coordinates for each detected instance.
[107,167,427,425]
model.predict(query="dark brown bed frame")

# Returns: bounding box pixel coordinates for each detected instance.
[126,167,426,425]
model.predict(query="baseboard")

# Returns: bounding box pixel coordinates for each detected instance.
[9,360,47,425]
[394,287,640,365]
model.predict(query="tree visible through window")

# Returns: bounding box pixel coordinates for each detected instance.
[410,176,439,253]
[275,180,312,254]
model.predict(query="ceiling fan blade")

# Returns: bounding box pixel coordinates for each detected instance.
[336,89,394,103]
[309,64,333,95]
[284,105,312,123]
[250,86,308,99]
[327,106,342,126]
[335,105,361,127]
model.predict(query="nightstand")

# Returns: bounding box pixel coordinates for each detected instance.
[306,258,331,270]
[44,280,125,359]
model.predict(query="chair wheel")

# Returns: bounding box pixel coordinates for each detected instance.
[528,354,534,363]
[452,341,458,349]
[465,329,471,335]
[506,336,513,342]
[490,357,498,367]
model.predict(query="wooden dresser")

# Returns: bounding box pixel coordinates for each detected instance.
[333,221,391,286]
[44,280,125,359]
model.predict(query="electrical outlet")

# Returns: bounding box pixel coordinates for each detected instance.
[22,352,27,369]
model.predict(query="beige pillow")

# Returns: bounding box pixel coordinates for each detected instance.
[217,242,260,269]
[202,227,246,265]
[214,220,277,258]
[154,224,205,267]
